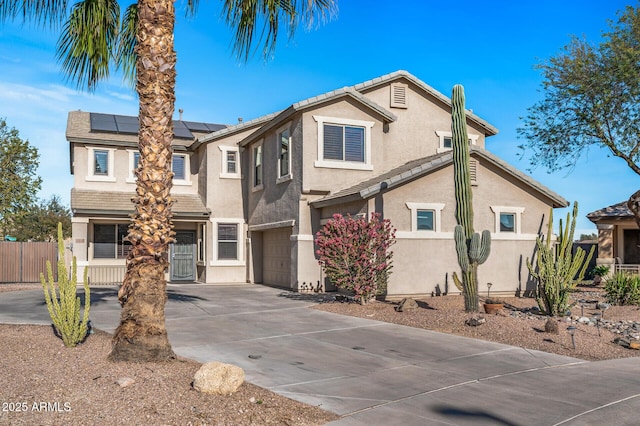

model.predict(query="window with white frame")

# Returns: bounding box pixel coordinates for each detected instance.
[87,147,115,181]
[490,206,525,234]
[219,146,240,179]
[93,223,131,259]
[217,223,238,260]
[278,127,291,180]
[313,116,374,170]
[172,153,189,182]
[252,141,263,189]
[127,150,141,182]
[436,131,480,153]
[210,219,244,265]
[406,202,445,233]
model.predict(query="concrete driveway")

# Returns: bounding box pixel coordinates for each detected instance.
[1,284,639,425]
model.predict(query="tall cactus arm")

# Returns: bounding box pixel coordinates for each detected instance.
[454,225,470,273]
[451,84,474,238]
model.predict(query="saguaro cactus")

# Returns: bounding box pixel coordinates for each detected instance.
[451,84,491,312]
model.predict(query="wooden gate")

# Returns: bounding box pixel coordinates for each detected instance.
[0,242,58,283]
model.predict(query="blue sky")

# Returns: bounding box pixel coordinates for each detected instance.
[0,0,637,236]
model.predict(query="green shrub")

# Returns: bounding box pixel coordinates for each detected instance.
[592,265,610,277]
[604,272,640,306]
[41,223,90,347]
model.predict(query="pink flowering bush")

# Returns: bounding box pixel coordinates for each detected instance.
[315,213,396,304]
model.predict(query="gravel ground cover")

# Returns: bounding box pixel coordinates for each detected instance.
[2,282,639,425]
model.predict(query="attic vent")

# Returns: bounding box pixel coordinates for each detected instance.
[390,83,408,109]
[469,159,478,185]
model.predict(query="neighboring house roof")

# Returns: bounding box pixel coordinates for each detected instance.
[238,87,398,148]
[89,112,226,140]
[353,70,499,136]
[587,201,633,221]
[71,189,210,218]
[311,147,568,209]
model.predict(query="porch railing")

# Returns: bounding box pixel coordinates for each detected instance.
[87,265,126,285]
[614,264,640,275]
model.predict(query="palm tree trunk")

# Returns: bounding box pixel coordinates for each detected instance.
[109,0,176,362]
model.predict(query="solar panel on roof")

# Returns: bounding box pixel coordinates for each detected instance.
[183,121,209,132]
[114,115,139,134]
[205,123,226,132]
[90,113,118,132]
[173,121,193,139]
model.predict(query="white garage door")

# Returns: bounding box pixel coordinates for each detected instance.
[262,228,292,288]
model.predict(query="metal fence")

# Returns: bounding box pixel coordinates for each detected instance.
[0,242,58,283]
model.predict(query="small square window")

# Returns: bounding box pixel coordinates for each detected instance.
[500,213,515,232]
[417,210,434,231]
[443,137,452,149]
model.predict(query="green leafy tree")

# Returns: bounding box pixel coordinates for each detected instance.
[518,5,640,226]
[1,0,336,361]
[0,118,42,238]
[12,195,71,241]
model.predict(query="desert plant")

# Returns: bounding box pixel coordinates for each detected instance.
[450,84,491,312]
[315,213,396,304]
[527,202,594,316]
[604,272,640,306]
[41,222,90,347]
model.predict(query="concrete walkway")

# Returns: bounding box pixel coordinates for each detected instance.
[1,284,640,425]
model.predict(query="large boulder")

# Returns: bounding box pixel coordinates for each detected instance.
[193,362,245,395]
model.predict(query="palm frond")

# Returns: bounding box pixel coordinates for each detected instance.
[222,0,337,61]
[116,3,137,88]
[0,0,70,28]
[56,0,120,91]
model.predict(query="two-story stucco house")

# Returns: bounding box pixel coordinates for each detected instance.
[68,70,567,297]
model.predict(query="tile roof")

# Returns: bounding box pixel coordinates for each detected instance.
[352,70,498,136]
[238,87,397,147]
[71,189,210,218]
[311,147,568,209]
[587,201,633,221]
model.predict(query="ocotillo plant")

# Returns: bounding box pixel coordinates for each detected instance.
[41,222,91,347]
[527,201,594,316]
[451,84,491,312]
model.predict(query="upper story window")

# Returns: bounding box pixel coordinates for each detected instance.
[87,147,115,182]
[172,154,187,181]
[436,130,480,153]
[490,206,525,235]
[252,141,263,190]
[219,146,241,179]
[417,209,434,231]
[313,116,374,171]
[277,125,292,182]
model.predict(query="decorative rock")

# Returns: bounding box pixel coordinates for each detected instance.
[395,297,418,312]
[630,341,640,350]
[465,316,486,327]
[117,377,135,388]
[614,337,631,349]
[193,362,245,395]
[578,317,591,324]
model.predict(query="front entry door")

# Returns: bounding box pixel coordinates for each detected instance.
[170,231,196,281]
[624,229,640,264]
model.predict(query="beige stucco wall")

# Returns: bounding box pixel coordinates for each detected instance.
[359,80,487,169]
